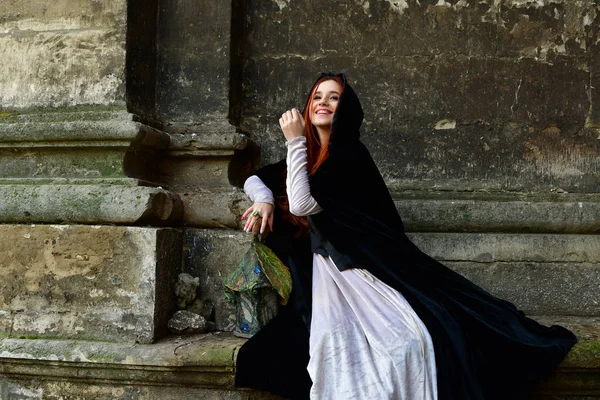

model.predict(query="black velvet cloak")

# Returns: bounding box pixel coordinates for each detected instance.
[235,73,577,400]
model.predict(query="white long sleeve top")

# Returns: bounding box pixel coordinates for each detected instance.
[285,136,323,216]
[243,136,323,217]
[243,175,274,205]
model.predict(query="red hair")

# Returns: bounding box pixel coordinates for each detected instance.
[304,76,344,175]
[281,76,344,236]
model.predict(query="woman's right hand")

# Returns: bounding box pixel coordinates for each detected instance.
[241,202,274,234]
[280,108,305,142]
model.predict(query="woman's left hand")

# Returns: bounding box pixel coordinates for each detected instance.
[241,202,274,234]
[279,108,305,141]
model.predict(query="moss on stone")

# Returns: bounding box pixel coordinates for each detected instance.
[0,111,19,123]
[0,104,125,122]
[87,353,122,363]
[0,337,128,363]
[192,345,236,368]
[564,340,600,369]
[0,178,138,186]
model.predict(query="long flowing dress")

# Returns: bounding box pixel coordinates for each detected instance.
[243,136,437,399]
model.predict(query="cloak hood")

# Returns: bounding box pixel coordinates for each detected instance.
[306,73,407,246]
[302,72,364,154]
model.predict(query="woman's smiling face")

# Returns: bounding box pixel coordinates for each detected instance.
[309,79,341,130]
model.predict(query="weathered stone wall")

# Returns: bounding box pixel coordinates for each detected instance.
[0,0,126,109]
[1,1,600,398]
[126,0,236,127]
[0,0,183,347]
[240,0,600,193]
[0,0,135,186]
[0,0,183,223]
[0,225,182,343]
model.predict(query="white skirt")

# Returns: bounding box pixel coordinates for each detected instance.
[307,253,437,400]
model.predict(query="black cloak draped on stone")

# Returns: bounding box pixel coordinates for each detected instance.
[235,73,577,400]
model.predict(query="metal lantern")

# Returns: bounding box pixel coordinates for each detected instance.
[224,222,292,338]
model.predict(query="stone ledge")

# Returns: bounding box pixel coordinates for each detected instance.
[0,333,243,383]
[229,191,600,234]
[0,146,131,180]
[0,185,182,225]
[0,110,138,144]
[0,325,598,399]
[169,132,248,154]
[395,192,600,234]
[181,189,249,228]
[408,233,600,263]
[448,262,600,316]
[0,178,144,186]
[0,333,260,399]
[186,229,600,329]
[531,317,600,399]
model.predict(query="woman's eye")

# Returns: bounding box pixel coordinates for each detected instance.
[330,96,339,101]
[313,96,321,100]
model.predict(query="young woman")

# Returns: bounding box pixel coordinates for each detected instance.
[235,73,576,400]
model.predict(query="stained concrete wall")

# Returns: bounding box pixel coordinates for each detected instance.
[239,0,600,193]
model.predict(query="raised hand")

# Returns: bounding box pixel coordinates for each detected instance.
[279,108,305,141]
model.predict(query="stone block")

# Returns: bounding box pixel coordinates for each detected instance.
[183,230,254,331]
[0,225,182,343]
[181,189,249,229]
[0,109,141,182]
[162,157,234,189]
[0,110,138,143]
[160,129,249,190]
[0,147,128,180]
[408,232,600,316]
[241,55,598,193]
[126,0,160,118]
[408,232,600,263]
[126,0,234,124]
[451,261,600,316]
[156,0,232,121]
[0,185,181,225]
[395,192,600,233]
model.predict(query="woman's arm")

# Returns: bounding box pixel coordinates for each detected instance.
[244,175,274,205]
[242,175,274,234]
[286,136,323,216]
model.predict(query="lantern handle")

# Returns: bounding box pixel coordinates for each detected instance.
[252,217,271,242]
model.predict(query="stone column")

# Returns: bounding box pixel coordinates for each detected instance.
[0,0,182,344]
[126,0,250,229]
[125,0,254,331]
